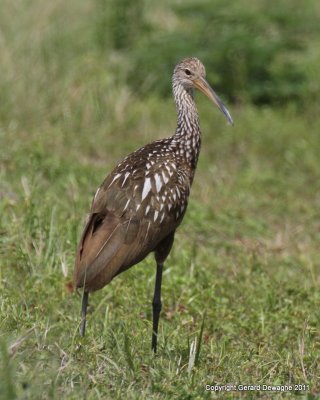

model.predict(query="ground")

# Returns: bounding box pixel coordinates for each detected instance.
[1,101,320,398]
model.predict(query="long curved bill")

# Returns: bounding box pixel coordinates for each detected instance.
[194,77,233,125]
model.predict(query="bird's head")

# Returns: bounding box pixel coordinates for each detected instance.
[173,57,233,125]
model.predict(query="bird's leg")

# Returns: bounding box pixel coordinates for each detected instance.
[152,262,163,353]
[80,291,89,337]
[152,231,175,353]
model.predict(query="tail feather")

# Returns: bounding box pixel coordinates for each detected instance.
[74,212,123,289]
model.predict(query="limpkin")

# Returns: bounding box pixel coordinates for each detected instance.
[74,57,233,352]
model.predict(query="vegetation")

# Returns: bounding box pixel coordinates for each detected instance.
[0,0,319,398]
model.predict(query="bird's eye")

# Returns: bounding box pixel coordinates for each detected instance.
[184,69,191,76]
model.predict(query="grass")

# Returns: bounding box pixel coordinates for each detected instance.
[1,1,320,399]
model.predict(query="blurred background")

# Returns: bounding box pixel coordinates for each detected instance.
[1,0,320,130]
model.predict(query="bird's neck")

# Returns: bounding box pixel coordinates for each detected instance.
[172,82,201,171]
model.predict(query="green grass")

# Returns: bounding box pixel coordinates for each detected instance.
[1,1,320,399]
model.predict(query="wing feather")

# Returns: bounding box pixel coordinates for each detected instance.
[74,142,190,292]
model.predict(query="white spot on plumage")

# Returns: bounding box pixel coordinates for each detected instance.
[154,210,159,222]
[145,205,150,215]
[144,221,151,243]
[94,187,100,201]
[173,192,177,201]
[160,203,164,211]
[136,203,141,211]
[162,171,169,184]
[160,213,165,223]
[142,177,152,201]
[168,204,172,211]
[122,172,130,187]
[123,199,130,211]
[108,173,122,188]
[155,174,162,193]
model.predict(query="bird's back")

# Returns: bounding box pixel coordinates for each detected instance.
[74,139,191,291]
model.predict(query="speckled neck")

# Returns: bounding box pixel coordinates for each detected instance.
[171,81,202,170]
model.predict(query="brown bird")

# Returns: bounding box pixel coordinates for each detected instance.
[74,57,233,352]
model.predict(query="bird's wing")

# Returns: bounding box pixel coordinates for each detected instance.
[74,143,190,291]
